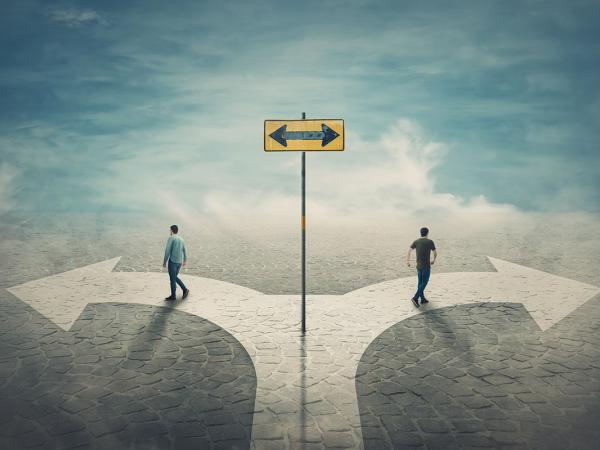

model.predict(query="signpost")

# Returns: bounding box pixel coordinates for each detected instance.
[264,119,344,152]
[264,114,345,333]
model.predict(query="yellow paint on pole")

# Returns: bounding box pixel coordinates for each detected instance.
[264,119,344,152]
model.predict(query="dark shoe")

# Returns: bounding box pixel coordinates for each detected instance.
[411,297,420,308]
[165,296,176,301]
[421,297,429,304]
[182,289,190,299]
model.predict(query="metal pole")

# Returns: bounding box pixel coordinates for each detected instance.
[301,112,306,334]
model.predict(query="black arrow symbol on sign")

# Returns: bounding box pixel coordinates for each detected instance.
[269,124,340,147]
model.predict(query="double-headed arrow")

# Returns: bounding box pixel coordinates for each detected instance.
[7,257,599,449]
[269,123,340,147]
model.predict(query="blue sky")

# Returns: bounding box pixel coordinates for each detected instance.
[1,0,599,221]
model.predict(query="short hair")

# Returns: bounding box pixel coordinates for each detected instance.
[420,227,429,237]
[170,224,179,234]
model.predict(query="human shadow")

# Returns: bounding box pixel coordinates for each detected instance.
[0,300,257,450]
[116,302,257,449]
[356,304,479,449]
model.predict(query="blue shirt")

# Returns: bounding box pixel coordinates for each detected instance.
[163,234,187,265]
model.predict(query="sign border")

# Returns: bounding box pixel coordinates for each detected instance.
[264,119,345,152]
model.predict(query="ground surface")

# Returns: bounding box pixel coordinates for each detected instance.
[1,213,599,449]
[357,302,600,450]
[0,302,256,450]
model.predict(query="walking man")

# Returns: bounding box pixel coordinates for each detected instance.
[407,227,437,307]
[163,224,190,301]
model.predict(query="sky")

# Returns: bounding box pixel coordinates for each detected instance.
[1,0,599,225]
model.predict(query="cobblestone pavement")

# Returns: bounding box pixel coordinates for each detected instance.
[1,214,600,449]
[0,301,256,449]
[357,301,600,449]
[4,254,599,449]
[1,213,599,296]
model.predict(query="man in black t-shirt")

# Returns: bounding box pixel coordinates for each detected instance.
[406,227,437,307]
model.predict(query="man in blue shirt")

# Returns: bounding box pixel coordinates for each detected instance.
[163,224,189,301]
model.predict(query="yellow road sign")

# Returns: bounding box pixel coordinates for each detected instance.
[264,119,344,151]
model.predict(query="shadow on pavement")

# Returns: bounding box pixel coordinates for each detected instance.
[356,301,600,450]
[0,299,256,449]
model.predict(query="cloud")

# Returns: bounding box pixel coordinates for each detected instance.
[193,119,523,231]
[48,9,108,28]
[3,0,598,217]
[0,164,19,215]
[90,117,521,233]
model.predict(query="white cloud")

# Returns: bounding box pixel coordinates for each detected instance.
[3,115,525,230]
[194,119,523,231]
[48,9,108,28]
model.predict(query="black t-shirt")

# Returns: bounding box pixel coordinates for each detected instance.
[410,237,436,269]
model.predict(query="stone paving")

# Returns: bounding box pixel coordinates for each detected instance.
[2,213,599,296]
[1,214,600,449]
[0,301,256,449]
[4,254,600,449]
[357,301,600,449]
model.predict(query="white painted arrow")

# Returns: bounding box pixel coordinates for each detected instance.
[7,257,599,449]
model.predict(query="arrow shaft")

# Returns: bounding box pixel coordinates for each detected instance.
[285,130,325,141]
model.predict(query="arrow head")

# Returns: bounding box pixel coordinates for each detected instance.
[486,256,599,330]
[321,124,340,147]
[269,125,287,147]
[7,257,121,331]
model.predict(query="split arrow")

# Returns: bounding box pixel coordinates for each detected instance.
[269,123,340,147]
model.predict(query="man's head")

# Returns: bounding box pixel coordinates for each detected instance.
[420,227,429,237]
[170,224,178,235]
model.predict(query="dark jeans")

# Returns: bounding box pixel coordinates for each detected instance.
[414,267,431,300]
[168,260,187,297]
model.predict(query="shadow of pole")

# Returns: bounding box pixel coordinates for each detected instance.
[300,333,307,448]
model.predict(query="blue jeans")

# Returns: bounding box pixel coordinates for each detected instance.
[168,260,187,297]
[414,267,431,300]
